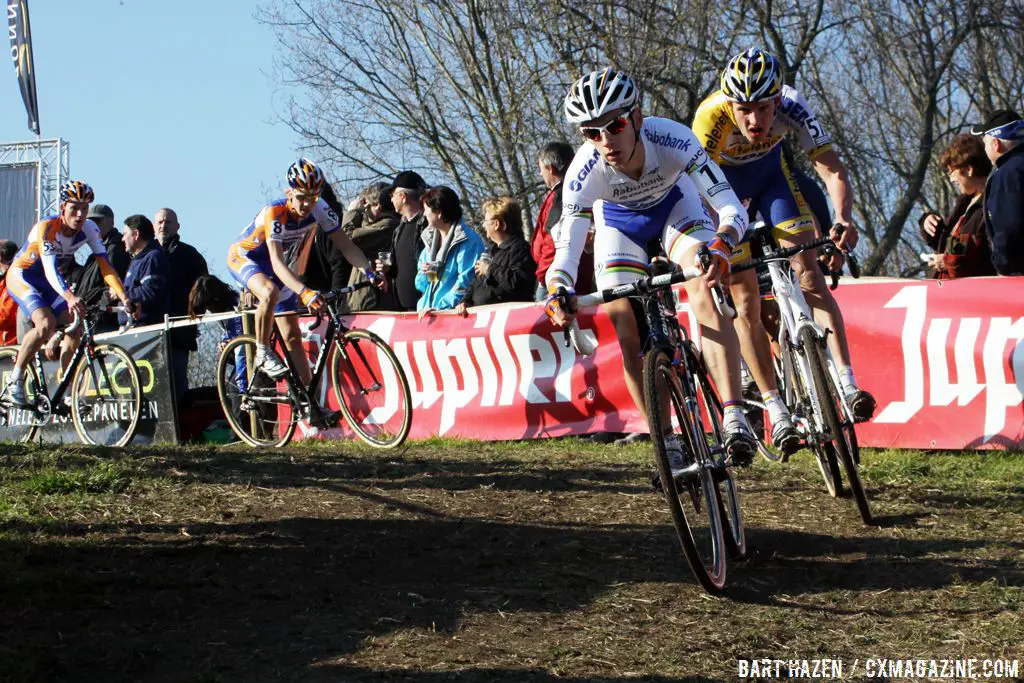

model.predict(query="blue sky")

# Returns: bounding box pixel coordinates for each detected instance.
[1,1,303,278]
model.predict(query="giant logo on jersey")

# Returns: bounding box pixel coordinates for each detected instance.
[568,150,601,192]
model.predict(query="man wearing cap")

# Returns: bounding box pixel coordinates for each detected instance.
[384,171,428,311]
[971,110,1024,275]
[77,203,130,332]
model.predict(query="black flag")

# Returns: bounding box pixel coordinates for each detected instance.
[8,0,40,135]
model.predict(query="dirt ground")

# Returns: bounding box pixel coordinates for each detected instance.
[0,440,1021,682]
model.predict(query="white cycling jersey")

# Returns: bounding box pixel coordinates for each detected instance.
[547,117,747,291]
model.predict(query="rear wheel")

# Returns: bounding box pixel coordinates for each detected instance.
[0,348,43,443]
[217,335,298,448]
[801,327,873,524]
[71,343,143,447]
[643,347,727,594]
[331,329,412,448]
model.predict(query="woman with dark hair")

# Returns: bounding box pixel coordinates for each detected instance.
[920,133,994,279]
[414,186,484,314]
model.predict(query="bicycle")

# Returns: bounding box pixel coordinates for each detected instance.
[559,249,745,594]
[216,282,413,449]
[733,225,873,525]
[0,305,143,447]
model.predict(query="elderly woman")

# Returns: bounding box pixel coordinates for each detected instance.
[415,186,484,315]
[920,134,994,279]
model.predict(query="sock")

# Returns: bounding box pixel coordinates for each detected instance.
[664,433,680,450]
[722,400,745,423]
[762,390,789,424]
[10,366,22,383]
[255,343,268,357]
[838,366,857,393]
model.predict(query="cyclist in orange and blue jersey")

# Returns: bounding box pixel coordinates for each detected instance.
[692,49,876,443]
[227,160,381,423]
[5,180,131,406]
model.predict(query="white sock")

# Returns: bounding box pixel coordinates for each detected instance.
[255,343,268,357]
[762,390,789,424]
[838,366,857,392]
[10,367,22,383]
[723,403,746,423]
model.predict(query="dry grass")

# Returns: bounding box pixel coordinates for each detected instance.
[0,439,1020,682]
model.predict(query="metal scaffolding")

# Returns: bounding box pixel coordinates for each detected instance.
[0,138,70,221]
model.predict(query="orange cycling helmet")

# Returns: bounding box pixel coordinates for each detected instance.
[60,180,94,204]
[287,158,326,195]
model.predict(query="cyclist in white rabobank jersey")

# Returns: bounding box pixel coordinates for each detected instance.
[545,68,758,468]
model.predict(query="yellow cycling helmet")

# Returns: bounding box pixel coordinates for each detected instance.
[721,49,783,102]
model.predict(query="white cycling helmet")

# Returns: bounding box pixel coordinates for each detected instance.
[564,68,639,125]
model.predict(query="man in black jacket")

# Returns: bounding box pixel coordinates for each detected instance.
[972,110,1024,275]
[78,203,130,331]
[119,215,169,327]
[154,207,209,403]
[456,196,535,313]
[382,171,428,311]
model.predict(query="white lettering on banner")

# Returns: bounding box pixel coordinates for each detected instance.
[876,286,927,423]
[360,311,592,435]
[875,285,1024,441]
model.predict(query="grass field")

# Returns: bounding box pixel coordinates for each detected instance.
[0,439,1021,682]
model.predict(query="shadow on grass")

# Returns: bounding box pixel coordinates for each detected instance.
[0,508,1020,683]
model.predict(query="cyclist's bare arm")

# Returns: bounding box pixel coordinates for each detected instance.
[812,149,858,250]
[326,228,372,274]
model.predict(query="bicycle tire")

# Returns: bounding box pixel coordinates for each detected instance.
[643,347,728,593]
[71,343,143,447]
[331,328,412,449]
[0,348,42,443]
[801,327,873,524]
[789,329,842,497]
[687,343,746,561]
[216,335,298,448]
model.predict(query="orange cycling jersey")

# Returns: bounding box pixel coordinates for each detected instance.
[691,85,833,167]
[230,198,339,261]
[10,216,125,300]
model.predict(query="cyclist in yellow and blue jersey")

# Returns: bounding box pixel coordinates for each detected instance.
[692,49,876,437]
[227,159,381,409]
[5,180,132,406]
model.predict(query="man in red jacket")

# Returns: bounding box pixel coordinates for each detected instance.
[532,142,595,300]
[0,240,17,345]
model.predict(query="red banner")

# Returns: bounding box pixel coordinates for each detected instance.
[305,276,1024,451]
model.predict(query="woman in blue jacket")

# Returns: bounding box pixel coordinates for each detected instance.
[415,186,484,314]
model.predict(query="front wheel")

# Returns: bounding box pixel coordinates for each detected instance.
[71,344,142,447]
[331,329,412,449]
[789,330,842,497]
[216,335,298,448]
[802,327,873,524]
[643,347,728,594]
[0,348,43,443]
[687,342,746,561]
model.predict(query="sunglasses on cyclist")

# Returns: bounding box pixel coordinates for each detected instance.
[580,109,634,141]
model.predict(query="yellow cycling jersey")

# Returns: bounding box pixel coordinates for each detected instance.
[692,85,833,166]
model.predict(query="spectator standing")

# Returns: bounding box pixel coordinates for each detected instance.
[0,240,18,345]
[456,196,536,314]
[119,215,170,326]
[919,134,994,279]
[78,203,130,331]
[415,186,484,314]
[386,171,428,311]
[154,207,209,403]
[532,142,595,300]
[342,181,400,311]
[971,110,1024,275]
